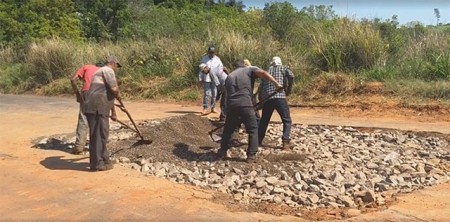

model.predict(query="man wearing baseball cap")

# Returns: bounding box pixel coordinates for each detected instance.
[200,46,228,117]
[83,55,122,171]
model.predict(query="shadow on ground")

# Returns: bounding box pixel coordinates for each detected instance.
[172,143,246,163]
[165,111,201,114]
[40,156,90,171]
[31,137,85,154]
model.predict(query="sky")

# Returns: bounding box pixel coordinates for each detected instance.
[242,0,450,25]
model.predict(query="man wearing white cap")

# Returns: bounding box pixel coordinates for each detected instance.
[258,56,295,150]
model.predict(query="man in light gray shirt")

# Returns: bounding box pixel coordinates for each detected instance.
[83,56,121,171]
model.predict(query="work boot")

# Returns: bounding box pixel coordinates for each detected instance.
[211,108,217,113]
[72,146,84,155]
[97,163,114,171]
[282,141,294,150]
[216,149,227,160]
[246,154,257,163]
[201,109,210,116]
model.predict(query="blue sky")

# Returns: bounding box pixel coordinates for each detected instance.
[242,0,450,25]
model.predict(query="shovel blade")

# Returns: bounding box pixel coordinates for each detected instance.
[209,133,222,142]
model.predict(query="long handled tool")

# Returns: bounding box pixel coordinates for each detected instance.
[114,99,153,145]
[208,91,278,142]
[113,118,139,134]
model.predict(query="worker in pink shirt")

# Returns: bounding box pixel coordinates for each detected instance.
[70,61,104,154]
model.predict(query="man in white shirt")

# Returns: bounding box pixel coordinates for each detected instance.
[202,47,226,113]
[198,63,218,115]
[200,46,228,116]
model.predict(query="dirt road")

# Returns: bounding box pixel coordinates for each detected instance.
[0,94,449,221]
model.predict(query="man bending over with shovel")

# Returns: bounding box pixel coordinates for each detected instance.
[216,60,283,163]
[83,56,121,171]
[70,61,104,154]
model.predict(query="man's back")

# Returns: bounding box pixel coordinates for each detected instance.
[84,66,117,115]
[76,64,101,91]
[225,66,259,108]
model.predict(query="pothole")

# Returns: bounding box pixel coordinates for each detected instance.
[32,113,450,220]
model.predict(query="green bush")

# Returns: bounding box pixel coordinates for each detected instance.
[0,63,30,93]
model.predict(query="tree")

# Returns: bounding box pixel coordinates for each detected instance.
[73,0,130,41]
[221,0,245,11]
[0,0,81,45]
[300,5,336,21]
[434,8,440,26]
[262,2,297,40]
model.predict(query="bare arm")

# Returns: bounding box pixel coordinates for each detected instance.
[110,104,117,121]
[109,86,120,121]
[69,74,83,102]
[254,68,283,90]
[110,86,120,99]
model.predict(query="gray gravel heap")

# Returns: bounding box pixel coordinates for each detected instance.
[114,123,450,210]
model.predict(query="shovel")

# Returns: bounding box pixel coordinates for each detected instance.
[208,91,278,142]
[114,98,153,145]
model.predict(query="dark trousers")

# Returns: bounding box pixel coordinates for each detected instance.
[258,98,292,144]
[219,106,259,155]
[218,85,227,121]
[86,112,110,170]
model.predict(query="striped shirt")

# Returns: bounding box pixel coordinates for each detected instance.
[260,65,294,100]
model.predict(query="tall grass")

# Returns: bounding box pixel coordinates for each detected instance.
[0,21,449,107]
[385,80,450,100]
[0,45,15,65]
[309,19,388,72]
[395,30,450,80]
[26,39,75,85]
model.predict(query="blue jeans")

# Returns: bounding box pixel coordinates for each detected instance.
[203,82,217,110]
[258,98,292,144]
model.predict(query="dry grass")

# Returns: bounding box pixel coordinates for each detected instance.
[0,45,15,65]
[309,19,387,72]
[307,72,361,97]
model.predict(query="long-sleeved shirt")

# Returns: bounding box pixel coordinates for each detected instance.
[198,70,220,86]
[201,55,224,85]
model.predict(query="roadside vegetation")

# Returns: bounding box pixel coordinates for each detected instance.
[0,0,449,108]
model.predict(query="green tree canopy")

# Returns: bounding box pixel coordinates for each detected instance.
[0,0,81,45]
[262,2,298,40]
[73,0,130,41]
